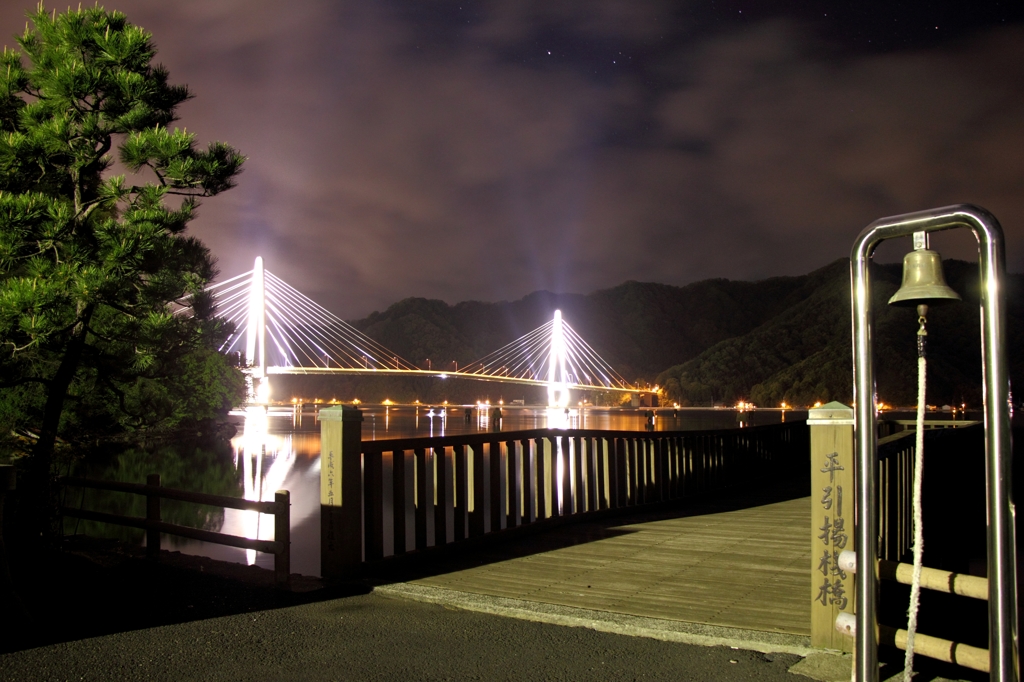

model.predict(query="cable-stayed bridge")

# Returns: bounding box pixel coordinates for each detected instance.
[194,258,635,406]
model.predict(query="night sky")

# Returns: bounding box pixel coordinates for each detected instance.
[2,1,1022,318]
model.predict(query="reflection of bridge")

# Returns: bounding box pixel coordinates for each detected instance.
[199,258,636,406]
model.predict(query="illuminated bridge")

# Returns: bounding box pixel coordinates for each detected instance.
[192,258,635,406]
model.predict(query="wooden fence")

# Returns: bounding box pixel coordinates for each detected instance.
[60,473,291,587]
[871,422,998,671]
[321,417,808,578]
[876,423,986,569]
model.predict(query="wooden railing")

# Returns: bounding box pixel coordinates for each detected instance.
[877,431,916,563]
[60,474,291,587]
[876,423,986,568]
[871,423,992,673]
[321,418,808,577]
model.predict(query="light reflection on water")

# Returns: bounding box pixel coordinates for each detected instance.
[171,406,801,577]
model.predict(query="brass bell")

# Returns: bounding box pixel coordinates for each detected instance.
[888,247,961,307]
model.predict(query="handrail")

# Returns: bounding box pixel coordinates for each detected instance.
[61,476,278,514]
[59,474,290,588]
[361,422,791,453]
[879,559,987,601]
[61,507,282,554]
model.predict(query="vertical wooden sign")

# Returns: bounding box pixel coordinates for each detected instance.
[808,401,856,651]
[320,405,363,580]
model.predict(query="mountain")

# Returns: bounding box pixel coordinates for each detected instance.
[657,259,1024,407]
[351,270,833,382]
[274,258,1024,407]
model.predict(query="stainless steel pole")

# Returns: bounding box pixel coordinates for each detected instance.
[851,225,881,682]
[850,204,1017,681]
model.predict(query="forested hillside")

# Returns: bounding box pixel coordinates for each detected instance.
[657,260,1024,407]
[351,273,827,380]
[276,258,1024,407]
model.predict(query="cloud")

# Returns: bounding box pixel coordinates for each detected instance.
[0,3,1021,319]
[651,22,1024,275]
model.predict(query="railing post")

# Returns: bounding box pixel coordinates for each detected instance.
[414,447,434,550]
[586,437,598,512]
[628,438,640,505]
[508,440,523,528]
[613,437,626,507]
[535,437,547,519]
[146,473,161,560]
[572,436,584,514]
[274,490,290,588]
[363,450,384,561]
[595,437,608,510]
[655,437,666,502]
[490,441,506,532]
[453,444,468,540]
[469,443,489,537]
[670,436,681,499]
[435,446,453,545]
[320,405,363,580]
[393,449,413,555]
[808,401,855,652]
[525,438,538,523]
[559,435,571,516]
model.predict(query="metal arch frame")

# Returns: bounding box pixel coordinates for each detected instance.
[850,204,1017,681]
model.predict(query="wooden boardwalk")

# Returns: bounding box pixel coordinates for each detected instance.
[412,496,812,635]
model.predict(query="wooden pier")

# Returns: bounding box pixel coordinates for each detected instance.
[410,494,811,636]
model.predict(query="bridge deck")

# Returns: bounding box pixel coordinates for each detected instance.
[411,496,811,635]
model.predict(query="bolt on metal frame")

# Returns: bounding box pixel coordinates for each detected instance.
[850,204,1018,681]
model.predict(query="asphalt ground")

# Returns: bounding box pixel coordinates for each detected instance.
[0,536,982,682]
[2,589,812,682]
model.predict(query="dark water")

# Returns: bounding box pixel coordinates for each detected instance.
[75,406,804,577]
[350,404,796,439]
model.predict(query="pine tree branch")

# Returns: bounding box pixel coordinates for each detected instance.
[4,338,42,354]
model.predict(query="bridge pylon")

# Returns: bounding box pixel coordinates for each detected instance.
[547,310,570,408]
[245,256,269,404]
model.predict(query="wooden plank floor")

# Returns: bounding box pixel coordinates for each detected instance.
[413,496,812,635]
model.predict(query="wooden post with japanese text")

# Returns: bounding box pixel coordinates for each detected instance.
[808,401,855,651]
[320,405,363,580]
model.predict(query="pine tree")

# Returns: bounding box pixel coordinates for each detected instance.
[0,4,245,536]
